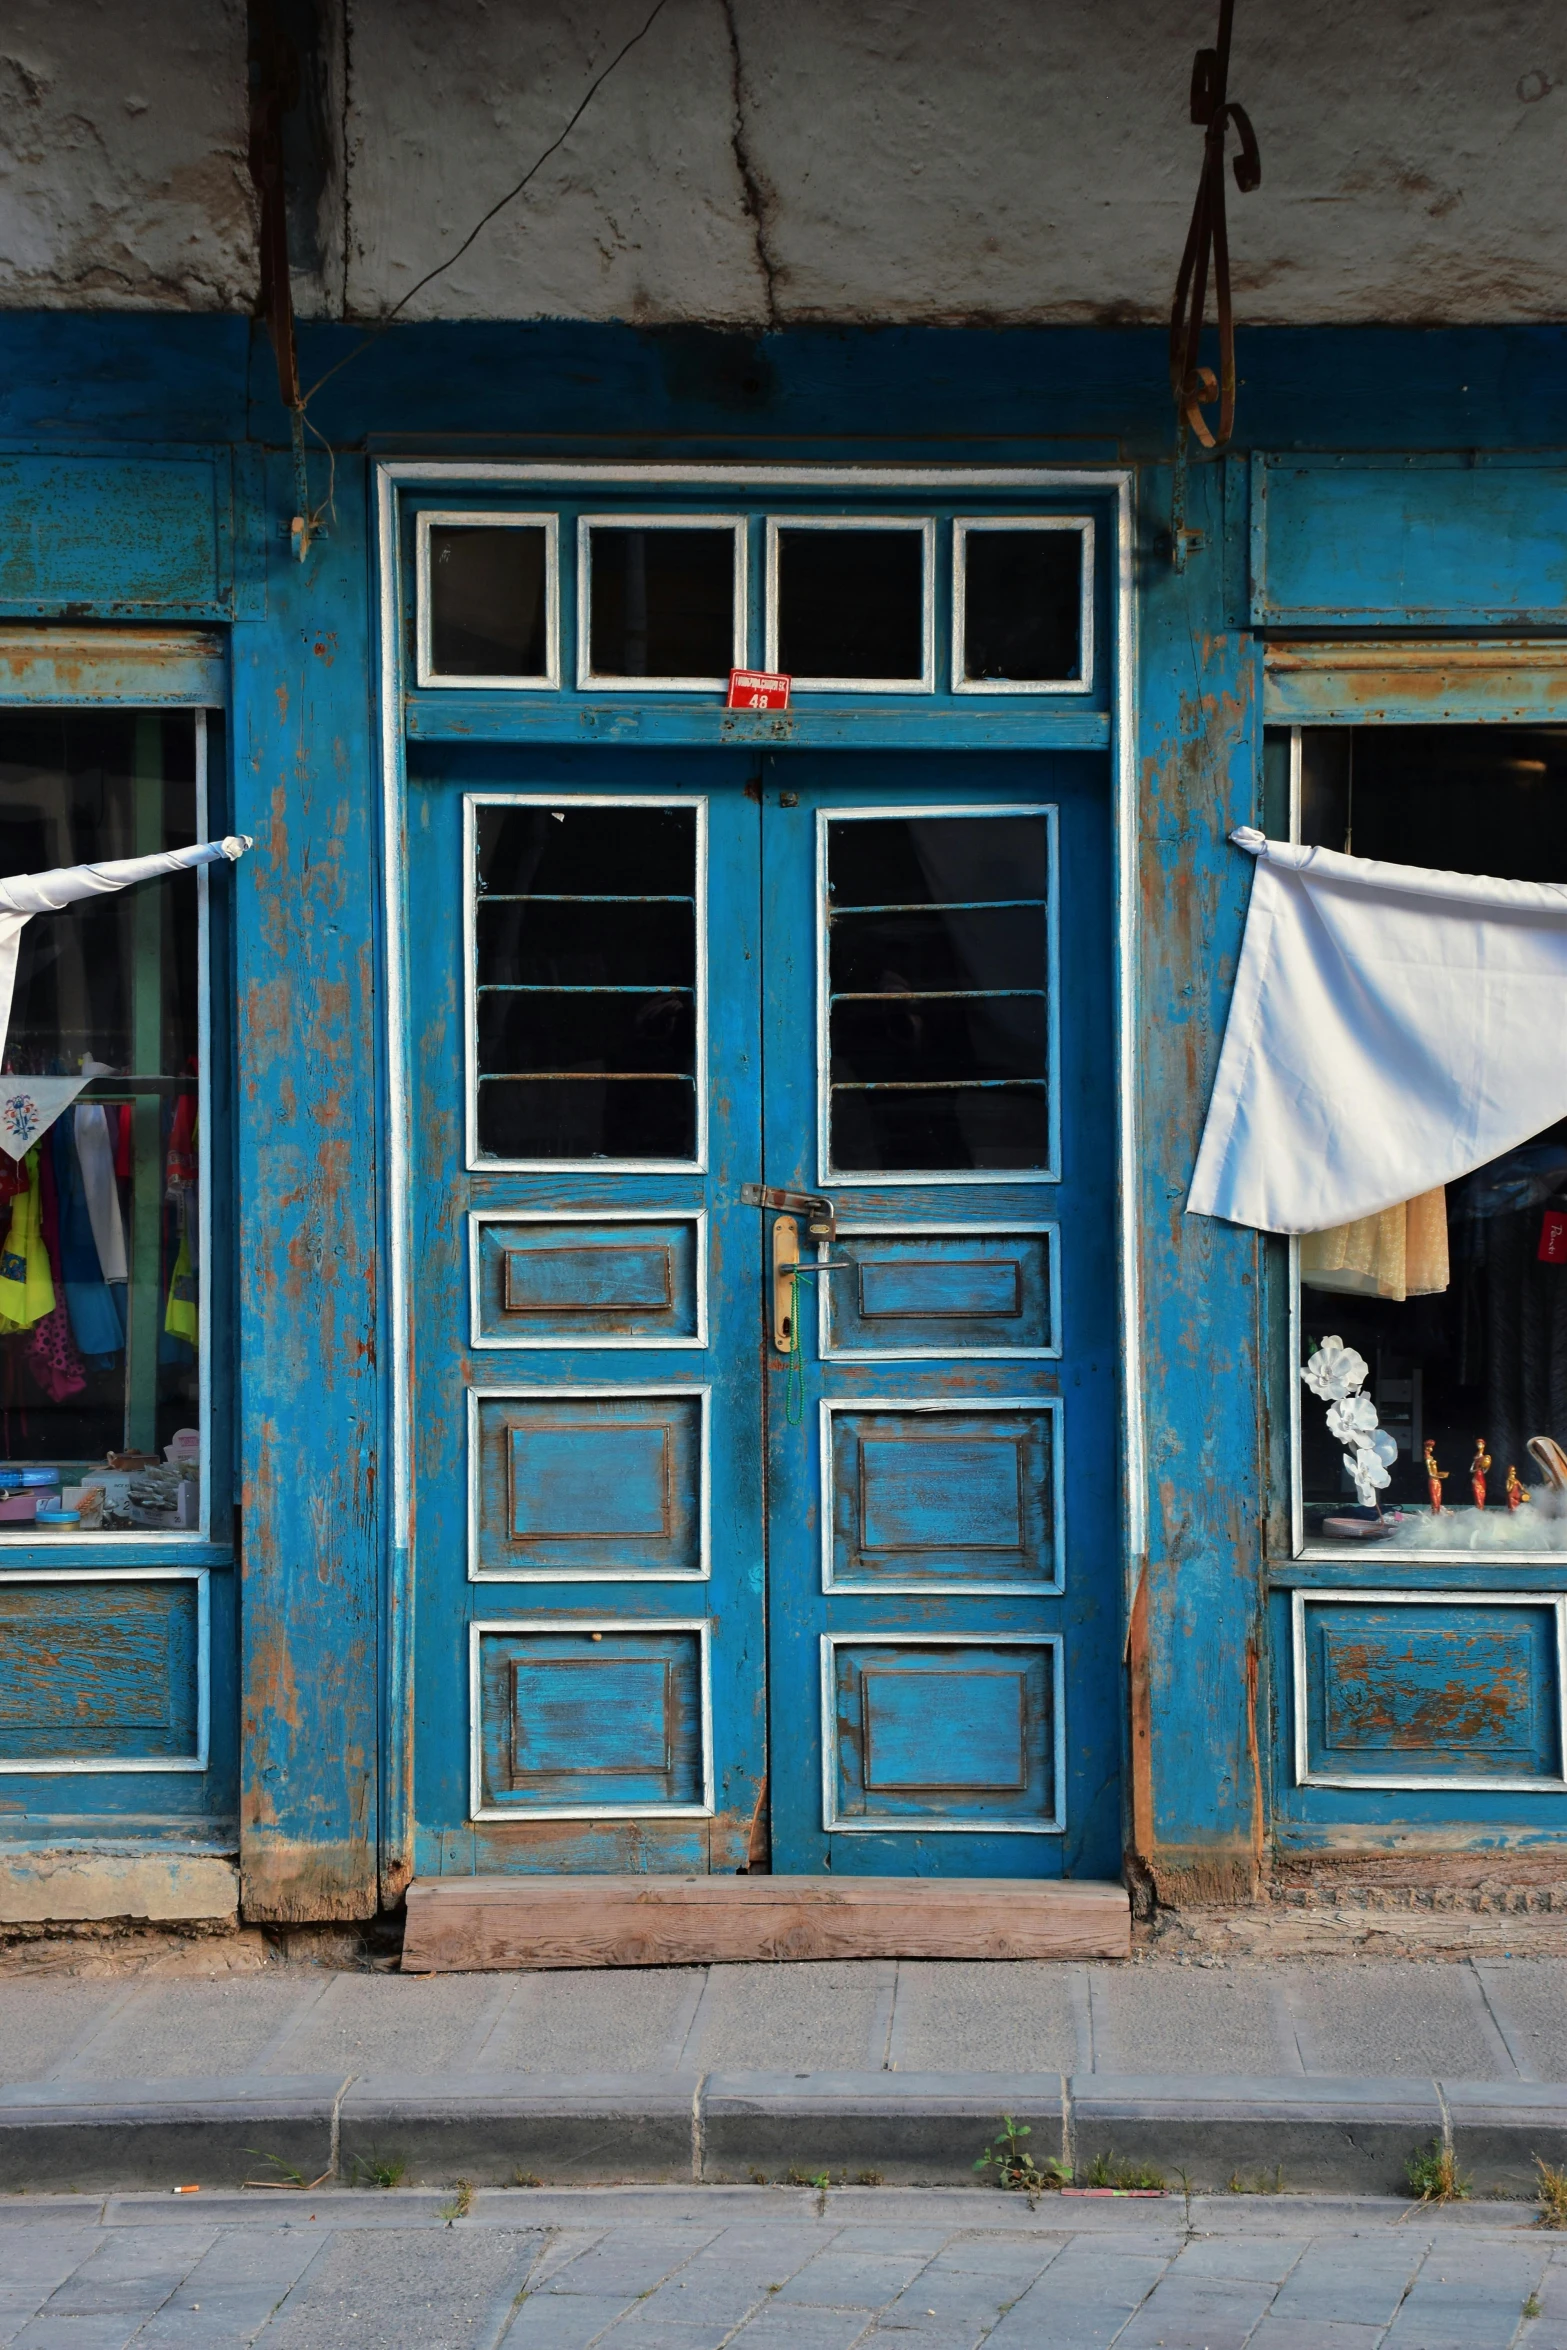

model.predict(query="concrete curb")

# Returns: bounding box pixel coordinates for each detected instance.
[0,2070,1562,2195]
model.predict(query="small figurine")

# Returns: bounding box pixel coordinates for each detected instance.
[1506,1464,1531,1511]
[1424,1439,1449,1513]
[1471,1437,1492,1511]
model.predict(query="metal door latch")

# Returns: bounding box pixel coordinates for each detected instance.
[740,1184,836,1240]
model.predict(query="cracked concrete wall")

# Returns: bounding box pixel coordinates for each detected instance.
[3,0,1566,325]
[0,0,254,311]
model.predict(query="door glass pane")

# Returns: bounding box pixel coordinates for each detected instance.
[474,802,700,1162]
[776,528,926,681]
[0,711,205,1534]
[586,527,736,680]
[1293,725,1567,1553]
[825,811,1051,1173]
[428,525,550,678]
[960,527,1083,684]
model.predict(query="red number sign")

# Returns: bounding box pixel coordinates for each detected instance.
[727,669,791,711]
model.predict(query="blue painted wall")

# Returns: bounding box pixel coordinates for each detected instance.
[2,309,1565,1910]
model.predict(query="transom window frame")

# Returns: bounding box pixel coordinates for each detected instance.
[574,513,748,693]
[461,789,710,1178]
[414,510,561,692]
[815,801,1061,1190]
[763,514,937,695]
[407,497,1099,702]
[952,516,1095,698]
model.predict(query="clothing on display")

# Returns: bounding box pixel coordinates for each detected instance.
[1189,829,1567,1234]
[1301,1186,1451,1301]
[0,1149,53,1331]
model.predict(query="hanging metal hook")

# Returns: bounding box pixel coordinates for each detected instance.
[1169,0,1261,465]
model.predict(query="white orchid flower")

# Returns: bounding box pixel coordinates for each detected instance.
[1301,1335,1369,1402]
[1344,1444,1391,1506]
[1326,1392,1379,1446]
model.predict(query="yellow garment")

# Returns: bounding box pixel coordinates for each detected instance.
[0,1148,54,1330]
[1301,1185,1450,1302]
[164,1219,197,1345]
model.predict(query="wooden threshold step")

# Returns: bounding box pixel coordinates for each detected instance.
[401,1874,1130,1971]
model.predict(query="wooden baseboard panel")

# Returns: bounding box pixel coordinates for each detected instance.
[401,1874,1131,1970]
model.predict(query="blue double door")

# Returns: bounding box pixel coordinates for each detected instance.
[407,743,1119,1878]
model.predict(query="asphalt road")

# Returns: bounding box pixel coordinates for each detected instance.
[2,2185,1565,2349]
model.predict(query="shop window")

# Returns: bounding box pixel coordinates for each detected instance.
[471,797,703,1167]
[822,808,1055,1177]
[768,521,935,692]
[417,514,557,687]
[0,711,214,1539]
[1290,724,1567,1555]
[953,520,1092,693]
[579,519,744,688]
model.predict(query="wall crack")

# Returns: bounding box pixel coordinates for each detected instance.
[720,0,780,330]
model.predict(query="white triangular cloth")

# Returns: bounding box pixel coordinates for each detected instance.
[0,836,251,1079]
[1187,827,1567,1235]
[0,1076,87,1161]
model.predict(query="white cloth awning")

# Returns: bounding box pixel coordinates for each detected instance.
[1187,828,1567,1235]
[0,836,250,1073]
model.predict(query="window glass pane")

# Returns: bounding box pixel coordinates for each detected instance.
[1296,725,1567,1552]
[961,528,1082,683]
[0,711,204,1533]
[776,528,925,681]
[587,527,735,679]
[475,803,698,1161]
[428,525,549,678]
[826,813,1050,1173]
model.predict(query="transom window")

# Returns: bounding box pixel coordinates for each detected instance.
[415,507,1095,698]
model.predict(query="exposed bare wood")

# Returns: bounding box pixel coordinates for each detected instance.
[401,1873,1130,1970]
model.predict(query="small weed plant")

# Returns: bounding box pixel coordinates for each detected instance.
[1081,2150,1167,2193]
[1537,2159,1567,2230]
[355,2153,406,2190]
[1406,2141,1470,2205]
[974,2116,1071,2196]
[441,2177,476,2222]
[1525,2292,1544,2319]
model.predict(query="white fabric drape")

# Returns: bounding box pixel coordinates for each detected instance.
[0,837,250,1073]
[1187,828,1567,1235]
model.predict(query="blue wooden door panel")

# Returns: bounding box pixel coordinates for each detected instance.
[1296,1596,1565,1788]
[762,753,1119,1877]
[406,745,764,1874]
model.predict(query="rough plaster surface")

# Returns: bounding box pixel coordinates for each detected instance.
[0,0,254,311]
[2,0,1564,327]
[0,1852,239,1924]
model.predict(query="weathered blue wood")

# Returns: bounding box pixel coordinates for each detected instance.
[406,699,1113,752]
[0,454,229,617]
[1299,1597,1560,1783]
[1252,456,1567,627]
[827,1407,1056,1590]
[1130,456,1267,1905]
[475,1215,701,1343]
[0,1578,200,1762]
[828,1229,1053,1355]
[230,451,383,1921]
[404,741,765,1874]
[762,750,1119,1877]
[829,1639,1056,1826]
[476,1626,705,1812]
[476,1394,703,1577]
[1262,645,1567,728]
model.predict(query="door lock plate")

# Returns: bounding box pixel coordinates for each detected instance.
[771,1214,800,1354]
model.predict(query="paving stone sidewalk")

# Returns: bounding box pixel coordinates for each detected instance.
[6,1957,1567,2197]
[0,2185,1563,2350]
